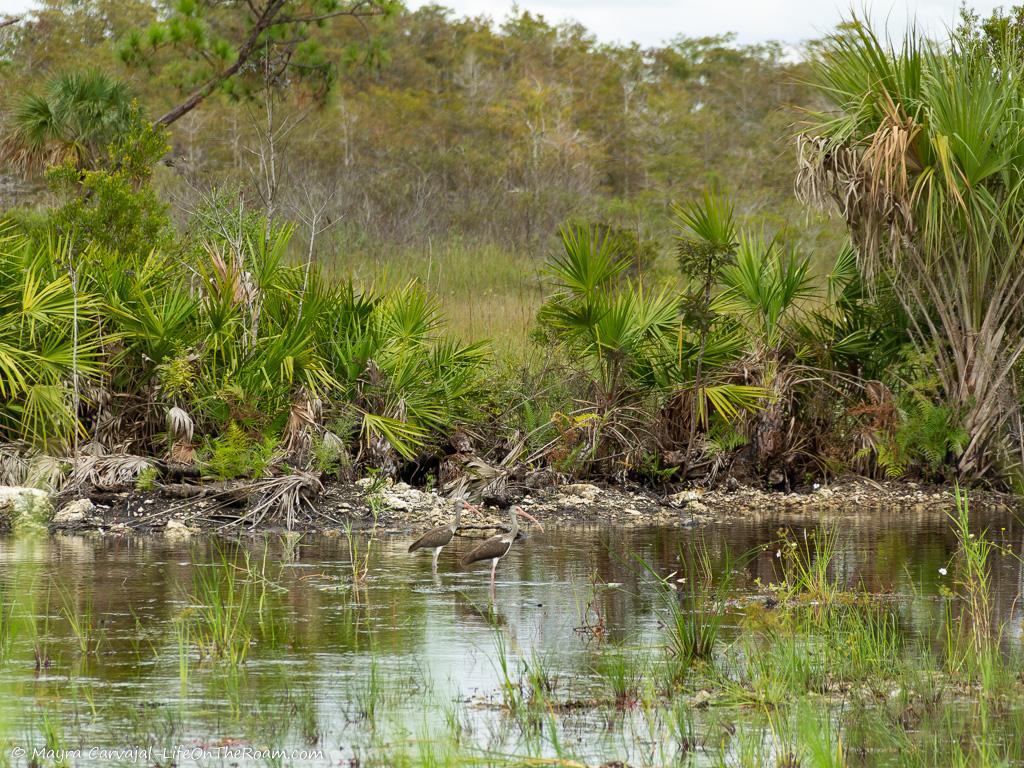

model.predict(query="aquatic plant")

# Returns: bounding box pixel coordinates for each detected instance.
[0,586,13,666]
[186,546,257,665]
[58,587,103,656]
[775,526,841,606]
[641,539,735,686]
[592,646,643,709]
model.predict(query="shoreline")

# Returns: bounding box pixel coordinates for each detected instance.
[2,477,1015,538]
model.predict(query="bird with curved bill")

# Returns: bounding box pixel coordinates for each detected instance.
[460,505,543,594]
[408,499,480,571]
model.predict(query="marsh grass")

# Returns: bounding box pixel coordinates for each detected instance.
[345,478,383,586]
[943,486,1005,685]
[22,585,53,672]
[821,603,904,682]
[173,612,190,690]
[58,588,103,656]
[592,646,643,709]
[640,539,738,686]
[187,546,258,664]
[0,586,13,666]
[356,660,383,725]
[775,526,841,606]
[523,650,557,706]
[490,629,523,713]
[35,708,69,767]
[326,237,546,354]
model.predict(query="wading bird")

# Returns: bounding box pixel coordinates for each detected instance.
[408,499,479,571]
[460,505,543,594]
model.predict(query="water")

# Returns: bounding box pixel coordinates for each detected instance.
[0,504,1021,766]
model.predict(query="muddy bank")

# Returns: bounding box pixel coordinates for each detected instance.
[19,475,1019,538]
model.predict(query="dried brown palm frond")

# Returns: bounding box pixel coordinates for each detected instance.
[444,435,527,500]
[0,444,31,486]
[796,125,917,285]
[282,390,322,464]
[243,471,324,531]
[169,441,196,465]
[0,444,70,490]
[167,406,194,444]
[27,455,68,490]
[70,453,154,489]
[166,405,197,465]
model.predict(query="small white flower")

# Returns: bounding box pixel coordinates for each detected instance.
[813,483,820,490]
[775,549,781,558]
[939,567,948,576]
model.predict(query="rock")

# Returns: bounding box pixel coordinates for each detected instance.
[0,486,53,533]
[669,489,702,507]
[164,518,196,538]
[52,498,95,529]
[382,493,413,511]
[563,483,601,501]
[686,501,710,515]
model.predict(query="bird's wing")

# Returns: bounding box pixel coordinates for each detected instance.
[408,524,452,552]
[460,534,511,566]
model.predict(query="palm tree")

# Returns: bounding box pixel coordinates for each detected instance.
[798,17,1024,480]
[0,231,100,448]
[1,70,135,173]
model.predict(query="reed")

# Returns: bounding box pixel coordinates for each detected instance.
[0,586,13,666]
[187,546,257,665]
[592,646,643,709]
[58,587,103,656]
[776,526,841,607]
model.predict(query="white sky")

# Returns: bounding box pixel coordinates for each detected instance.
[411,1,1004,46]
[0,0,1007,47]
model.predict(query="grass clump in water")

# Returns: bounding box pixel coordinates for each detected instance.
[183,545,259,665]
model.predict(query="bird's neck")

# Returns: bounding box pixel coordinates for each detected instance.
[508,511,518,539]
[452,506,461,531]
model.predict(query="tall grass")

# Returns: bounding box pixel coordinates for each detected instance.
[324,236,546,355]
[775,526,840,606]
[641,539,735,686]
[187,546,257,665]
[58,588,103,656]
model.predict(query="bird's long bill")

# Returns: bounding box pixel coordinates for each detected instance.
[515,507,544,532]
[465,502,483,516]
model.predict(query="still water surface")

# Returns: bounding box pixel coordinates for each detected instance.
[0,505,1021,766]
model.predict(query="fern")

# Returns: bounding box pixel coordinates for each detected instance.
[201,423,278,480]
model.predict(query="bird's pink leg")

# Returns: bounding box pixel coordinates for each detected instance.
[490,558,498,599]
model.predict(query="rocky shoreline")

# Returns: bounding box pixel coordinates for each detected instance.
[1,476,1019,539]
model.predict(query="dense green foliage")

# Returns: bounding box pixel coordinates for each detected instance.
[799,10,1024,481]
[2,1,1024,496]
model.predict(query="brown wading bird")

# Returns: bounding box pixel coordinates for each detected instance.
[408,499,480,570]
[460,505,543,592]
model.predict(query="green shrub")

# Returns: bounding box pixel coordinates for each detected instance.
[201,424,278,480]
